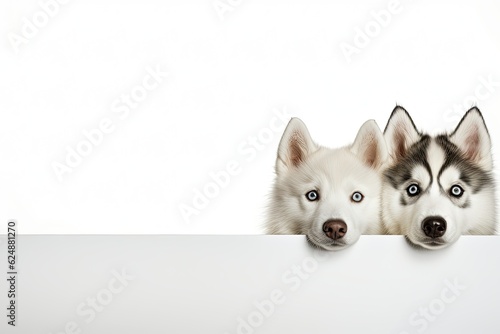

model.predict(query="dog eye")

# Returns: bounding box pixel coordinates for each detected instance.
[305,190,319,201]
[450,185,464,198]
[406,184,420,197]
[351,192,364,203]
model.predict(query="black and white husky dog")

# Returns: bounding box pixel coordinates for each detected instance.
[382,106,497,249]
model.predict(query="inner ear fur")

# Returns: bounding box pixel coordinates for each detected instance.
[383,106,421,160]
[351,119,388,169]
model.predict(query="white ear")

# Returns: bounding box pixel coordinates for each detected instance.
[383,106,421,160]
[449,107,492,170]
[276,118,318,174]
[350,120,388,169]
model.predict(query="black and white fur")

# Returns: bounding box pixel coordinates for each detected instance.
[382,106,497,249]
[266,118,388,250]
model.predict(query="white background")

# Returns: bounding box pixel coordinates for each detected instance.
[1,0,499,234]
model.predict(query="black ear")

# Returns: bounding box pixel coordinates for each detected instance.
[449,107,492,170]
[350,120,388,169]
[384,106,421,160]
[276,118,318,174]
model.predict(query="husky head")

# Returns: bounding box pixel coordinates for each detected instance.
[266,118,388,250]
[382,106,496,249]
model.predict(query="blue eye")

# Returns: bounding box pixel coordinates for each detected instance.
[407,184,420,197]
[305,190,319,201]
[450,185,464,198]
[351,192,364,203]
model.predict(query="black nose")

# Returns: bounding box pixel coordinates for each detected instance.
[323,219,347,240]
[422,216,447,238]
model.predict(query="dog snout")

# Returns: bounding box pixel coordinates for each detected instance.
[323,219,347,240]
[421,216,447,238]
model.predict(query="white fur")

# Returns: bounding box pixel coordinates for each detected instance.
[266,118,388,250]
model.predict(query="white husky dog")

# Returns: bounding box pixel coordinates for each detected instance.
[266,118,388,250]
[382,106,497,249]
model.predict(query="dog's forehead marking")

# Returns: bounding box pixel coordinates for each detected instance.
[427,139,446,175]
[427,139,446,189]
[435,134,494,193]
[384,135,432,189]
[412,165,431,187]
[439,165,461,187]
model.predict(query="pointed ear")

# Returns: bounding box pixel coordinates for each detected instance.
[449,107,492,170]
[276,118,318,174]
[350,120,388,169]
[383,106,421,160]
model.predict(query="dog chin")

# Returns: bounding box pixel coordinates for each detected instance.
[406,236,451,250]
[306,234,352,251]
